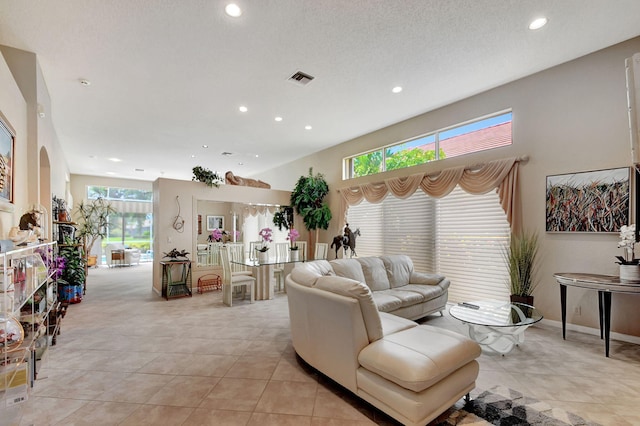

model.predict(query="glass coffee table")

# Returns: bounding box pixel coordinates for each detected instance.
[449,300,543,355]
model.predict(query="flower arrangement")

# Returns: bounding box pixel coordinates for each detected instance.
[257,227,272,252]
[616,224,639,265]
[287,228,300,250]
[210,228,223,242]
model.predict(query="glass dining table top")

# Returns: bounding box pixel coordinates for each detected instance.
[230,257,307,266]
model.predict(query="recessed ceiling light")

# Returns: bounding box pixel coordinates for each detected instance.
[225,3,242,17]
[392,86,403,93]
[202,144,208,148]
[529,17,548,30]
[108,157,122,162]
[238,162,244,166]
[79,79,91,86]
[191,154,196,158]
[275,116,283,122]
[106,171,116,175]
[239,105,248,112]
[305,125,312,130]
[255,154,259,158]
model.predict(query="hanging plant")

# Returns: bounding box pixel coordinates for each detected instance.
[273,206,294,231]
[192,166,223,188]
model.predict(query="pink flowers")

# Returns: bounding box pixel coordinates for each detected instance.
[211,228,223,242]
[258,227,273,251]
[287,228,300,249]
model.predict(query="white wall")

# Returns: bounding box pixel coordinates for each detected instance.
[261,37,640,337]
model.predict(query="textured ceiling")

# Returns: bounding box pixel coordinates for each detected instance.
[1,0,640,182]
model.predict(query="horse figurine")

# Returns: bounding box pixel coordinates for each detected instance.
[330,226,361,258]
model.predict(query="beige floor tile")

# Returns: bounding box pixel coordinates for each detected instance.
[182,408,253,425]
[146,375,220,407]
[254,380,318,416]
[11,263,637,425]
[54,400,140,425]
[199,377,268,411]
[118,404,195,425]
[247,412,312,425]
[224,356,280,380]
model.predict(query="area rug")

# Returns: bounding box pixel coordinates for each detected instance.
[434,386,601,426]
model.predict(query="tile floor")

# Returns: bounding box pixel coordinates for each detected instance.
[5,263,640,425]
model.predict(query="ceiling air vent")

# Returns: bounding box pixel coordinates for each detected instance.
[288,71,315,86]
[221,152,233,156]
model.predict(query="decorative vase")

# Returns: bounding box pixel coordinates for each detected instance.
[290,249,299,261]
[258,250,269,264]
[58,211,68,222]
[619,264,640,282]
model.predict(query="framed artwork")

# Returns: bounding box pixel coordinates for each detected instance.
[197,214,202,235]
[546,167,630,233]
[206,215,224,231]
[0,113,14,207]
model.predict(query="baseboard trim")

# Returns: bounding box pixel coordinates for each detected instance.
[540,318,640,345]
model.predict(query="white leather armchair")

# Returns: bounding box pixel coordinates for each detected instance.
[105,243,141,267]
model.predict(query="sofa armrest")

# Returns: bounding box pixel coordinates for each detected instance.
[409,271,446,285]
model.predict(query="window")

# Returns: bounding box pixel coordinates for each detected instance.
[346,187,510,302]
[86,185,153,260]
[344,111,512,179]
[87,185,152,202]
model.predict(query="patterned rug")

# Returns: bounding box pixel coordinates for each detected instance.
[434,386,601,426]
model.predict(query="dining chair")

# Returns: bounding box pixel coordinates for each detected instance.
[207,242,223,266]
[220,245,255,306]
[296,241,307,261]
[227,242,252,276]
[273,242,290,292]
[314,242,329,260]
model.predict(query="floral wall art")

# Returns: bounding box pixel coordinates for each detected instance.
[0,114,14,206]
[545,167,630,233]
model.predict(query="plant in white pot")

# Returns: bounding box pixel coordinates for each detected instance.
[616,224,640,281]
[504,231,540,305]
[75,198,116,270]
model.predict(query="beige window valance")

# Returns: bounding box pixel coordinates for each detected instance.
[337,156,525,233]
[242,204,278,218]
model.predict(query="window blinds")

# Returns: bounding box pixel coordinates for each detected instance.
[346,186,510,303]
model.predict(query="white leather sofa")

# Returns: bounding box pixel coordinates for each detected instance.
[286,260,481,426]
[329,255,449,320]
[104,243,141,267]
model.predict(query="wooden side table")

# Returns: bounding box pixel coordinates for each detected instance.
[111,249,125,267]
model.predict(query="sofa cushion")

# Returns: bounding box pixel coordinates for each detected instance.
[379,312,416,336]
[380,255,414,288]
[358,325,482,392]
[356,257,391,291]
[290,260,334,287]
[314,275,383,342]
[380,289,424,308]
[371,292,403,313]
[330,259,366,283]
[410,271,447,285]
[401,283,448,301]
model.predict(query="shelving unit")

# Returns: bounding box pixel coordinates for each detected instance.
[1,242,58,415]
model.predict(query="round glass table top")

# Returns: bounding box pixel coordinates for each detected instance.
[449,300,543,327]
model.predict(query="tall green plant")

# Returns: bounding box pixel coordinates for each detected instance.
[75,198,117,259]
[290,168,332,251]
[58,244,86,286]
[504,231,540,297]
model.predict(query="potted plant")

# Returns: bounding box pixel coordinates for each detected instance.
[290,168,332,258]
[504,231,539,305]
[57,242,86,304]
[192,166,223,188]
[256,227,272,262]
[287,228,300,261]
[616,224,640,280]
[52,195,68,222]
[75,198,116,269]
